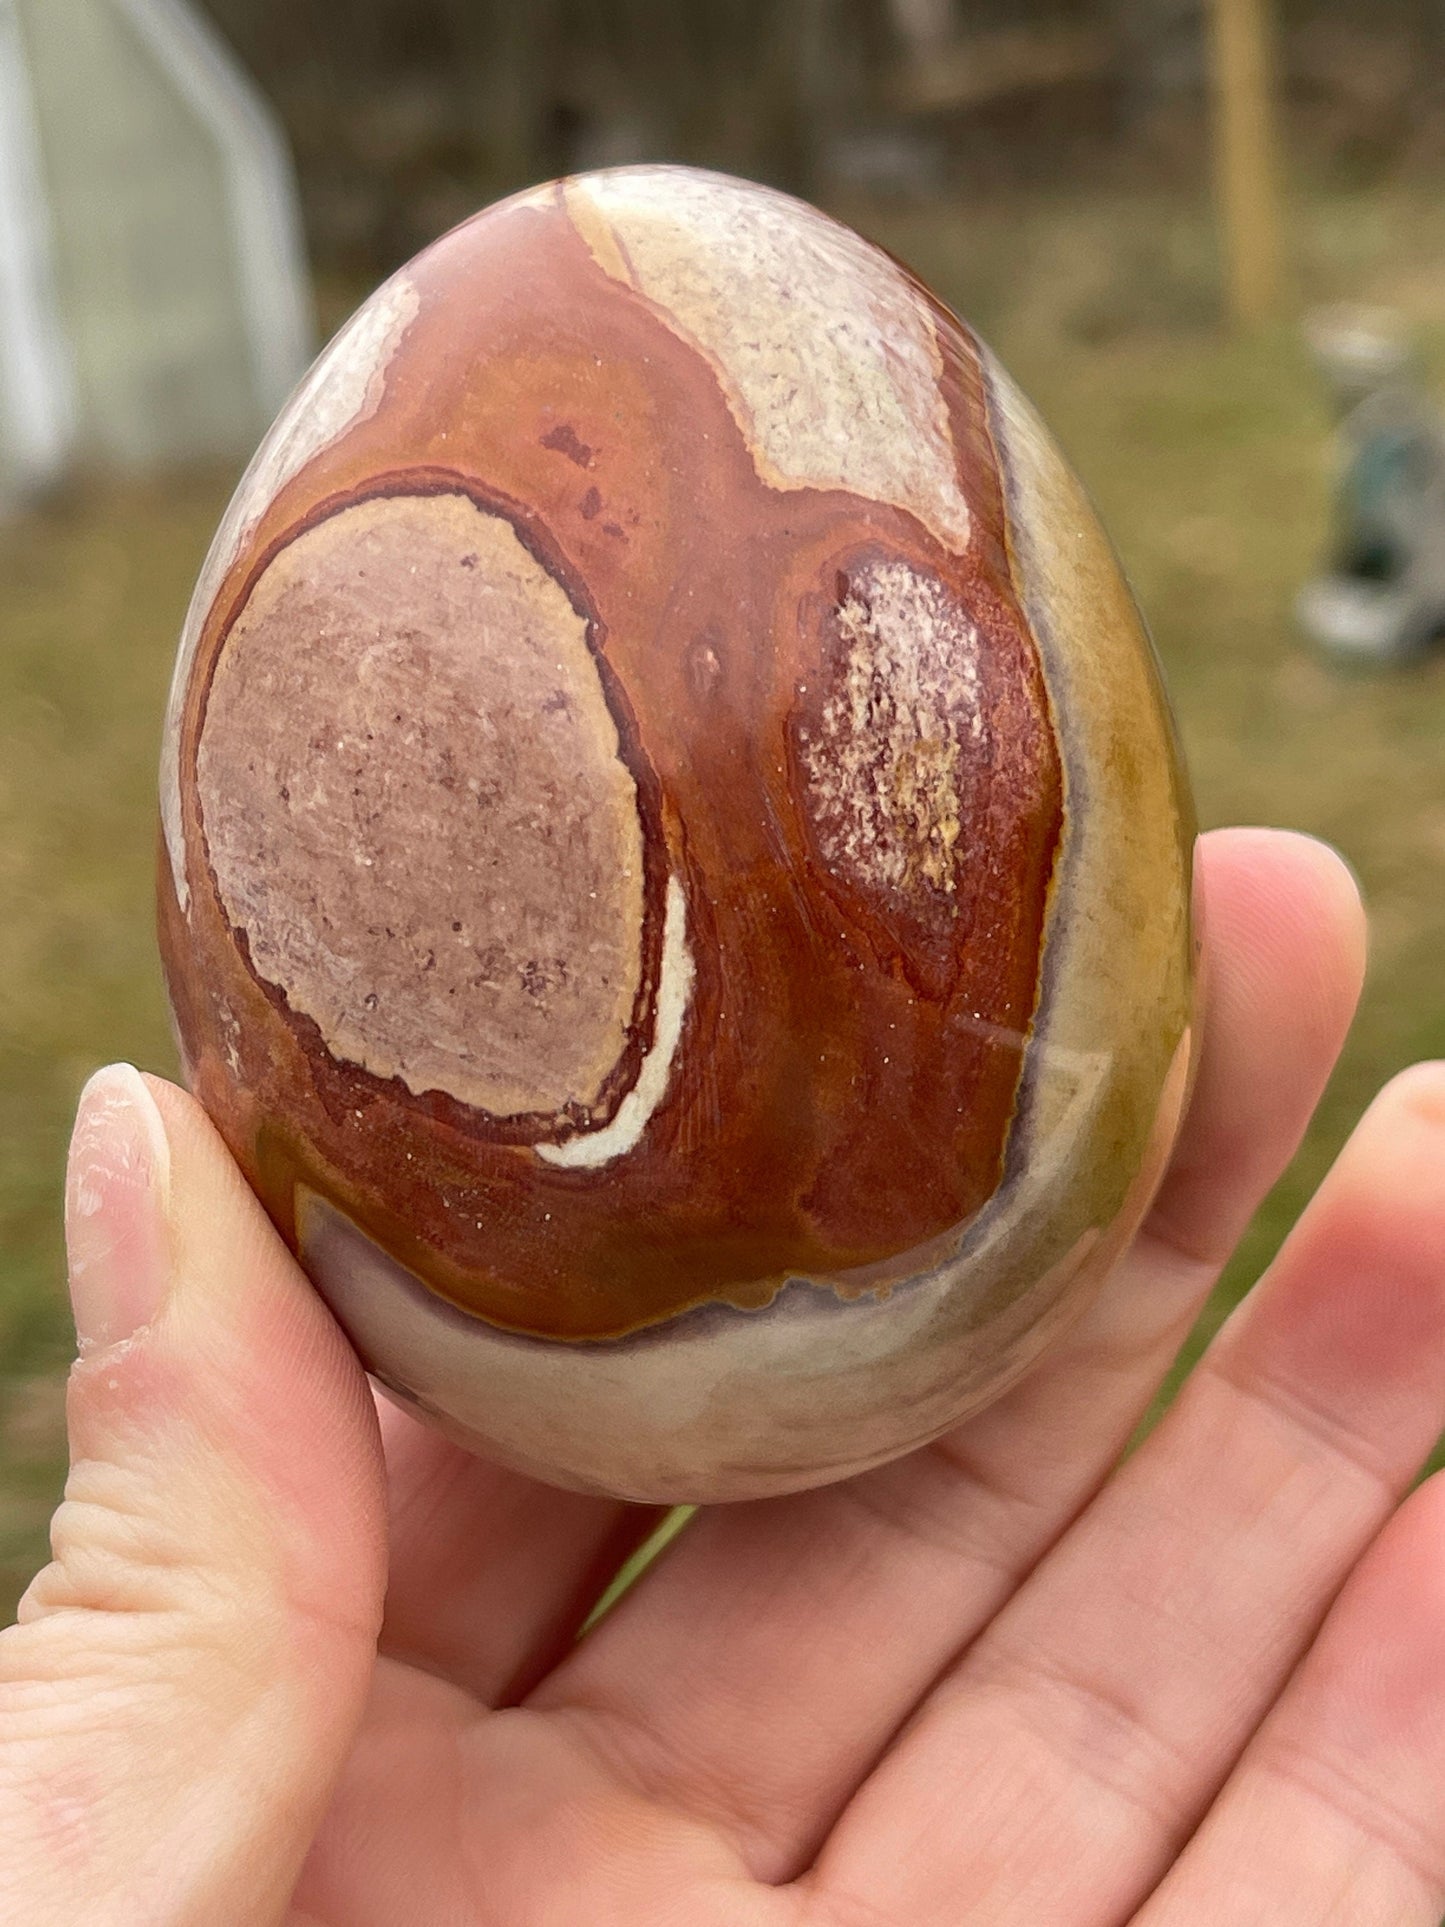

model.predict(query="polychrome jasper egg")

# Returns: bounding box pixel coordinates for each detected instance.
[158,166,1194,1503]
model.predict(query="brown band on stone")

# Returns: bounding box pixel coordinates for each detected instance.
[164,187,1074,1342]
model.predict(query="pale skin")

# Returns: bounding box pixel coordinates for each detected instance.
[4,826,1445,1925]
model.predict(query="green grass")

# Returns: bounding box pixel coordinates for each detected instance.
[3,182,1445,1618]
[0,477,222,1606]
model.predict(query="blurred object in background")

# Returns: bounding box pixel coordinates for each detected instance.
[1208,0,1285,325]
[205,0,1202,275]
[194,0,1287,334]
[1297,303,1445,667]
[0,0,311,512]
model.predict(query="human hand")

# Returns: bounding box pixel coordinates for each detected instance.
[5,826,1444,1925]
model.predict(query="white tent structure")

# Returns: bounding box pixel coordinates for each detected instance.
[0,0,312,507]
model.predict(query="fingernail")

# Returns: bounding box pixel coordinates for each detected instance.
[65,1065,173,1352]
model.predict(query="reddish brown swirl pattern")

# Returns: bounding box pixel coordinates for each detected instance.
[158,166,1194,1502]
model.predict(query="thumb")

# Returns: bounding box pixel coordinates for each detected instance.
[0,1066,386,1925]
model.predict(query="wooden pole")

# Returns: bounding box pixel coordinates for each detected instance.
[1208,0,1286,327]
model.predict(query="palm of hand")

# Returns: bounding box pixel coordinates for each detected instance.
[11,830,1445,1927]
[290,834,1444,1927]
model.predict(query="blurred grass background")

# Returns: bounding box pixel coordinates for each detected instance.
[3,174,1445,1619]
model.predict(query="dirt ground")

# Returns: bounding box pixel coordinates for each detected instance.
[3,180,1444,1617]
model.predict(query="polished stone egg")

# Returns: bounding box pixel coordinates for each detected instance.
[158,166,1194,1503]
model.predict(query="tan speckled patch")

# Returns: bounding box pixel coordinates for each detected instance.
[563,169,971,555]
[196,492,649,1121]
[797,558,985,902]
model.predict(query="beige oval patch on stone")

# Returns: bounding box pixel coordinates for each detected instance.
[563,169,971,555]
[196,491,650,1123]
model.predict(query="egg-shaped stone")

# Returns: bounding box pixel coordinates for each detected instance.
[158,165,1194,1504]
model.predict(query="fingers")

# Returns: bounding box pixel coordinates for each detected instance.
[0,1069,386,1926]
[377,1399,665,1703]
[1135,1473,1445,1926]
[808,1061,1445,1927]
[526,828,1365,1879]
